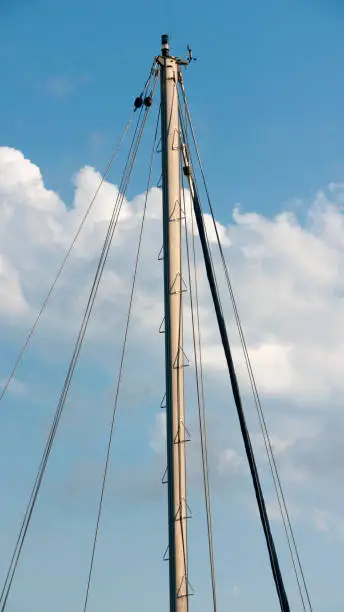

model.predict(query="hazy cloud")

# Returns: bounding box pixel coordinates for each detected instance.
[45,74,91,98]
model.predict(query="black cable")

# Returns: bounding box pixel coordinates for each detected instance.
[179,103,291,609]
[186,168,290,612]
[82,103,161,611]
[181,166,217,612]
[180,83,312,611]
[177,95,291,609]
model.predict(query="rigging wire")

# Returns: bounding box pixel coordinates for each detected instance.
[177,101,290,612]
[0,51,313,611]
[0,78,157,610]
[179,81,313,612]
[181,163,217,612]
[0,105,145,610]
[179,82,312,611]
[82,103,161,611]
[0,64,157,410]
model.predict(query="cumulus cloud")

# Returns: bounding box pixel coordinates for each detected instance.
[218,448,245,476]
[2,145,344,403]
[149,413,166,455]
[1,145,344,532]
[313,508,331,532]
[202,197,344,403]
[230,583,241,597]
[313,508,344,538]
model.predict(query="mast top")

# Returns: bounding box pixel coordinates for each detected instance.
[161,34,169,57]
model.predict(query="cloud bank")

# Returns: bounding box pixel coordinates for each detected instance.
[1,145,344,537]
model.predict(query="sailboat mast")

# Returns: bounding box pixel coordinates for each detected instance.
[159,34,189,612]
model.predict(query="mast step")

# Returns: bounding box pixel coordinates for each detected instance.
[156,137,162,153]
[172,128,181,151]
[170,272,187,295]
[162,466,168,484]
[158,245,164,261]
[174,420,191,444]
[175,498,192,521]
[169,199,185,222]
[173,347,190,369]
[177,575,194,598]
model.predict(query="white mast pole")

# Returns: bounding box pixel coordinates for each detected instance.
[159,34,189,612]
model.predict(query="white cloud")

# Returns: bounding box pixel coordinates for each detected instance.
[313,508,344,537]
[0,377,26,398]
[200,194,344,403]
[0,254,27,315]
[149,413,166,455]
[203,212,231,246]
[45,74,91,98]
[313,508,331,532]
[1,147,344,397]
[231,583,240,597]
[265,496,301,524]
[218,448,245,475]
[1,145,344,530]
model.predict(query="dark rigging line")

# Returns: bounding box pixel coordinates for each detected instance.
[82,104,161,612]
[188,196,217,612]
[0,65,157,410]
[176,93,225,327]
[0,91,154,611]
[179,83,312,612]
[178,111,290,612]
[181,167,217,612]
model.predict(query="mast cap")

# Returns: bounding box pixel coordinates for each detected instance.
[161,34,169,56]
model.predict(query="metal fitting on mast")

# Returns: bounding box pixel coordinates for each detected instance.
[161,34,169,57]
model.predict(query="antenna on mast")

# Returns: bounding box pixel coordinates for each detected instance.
[187,45,197,63]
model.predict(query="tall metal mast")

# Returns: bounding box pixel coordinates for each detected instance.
[159,34,189,612]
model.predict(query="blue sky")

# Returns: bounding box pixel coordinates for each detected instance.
[1,1,344,611]
[1,0,344,210]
